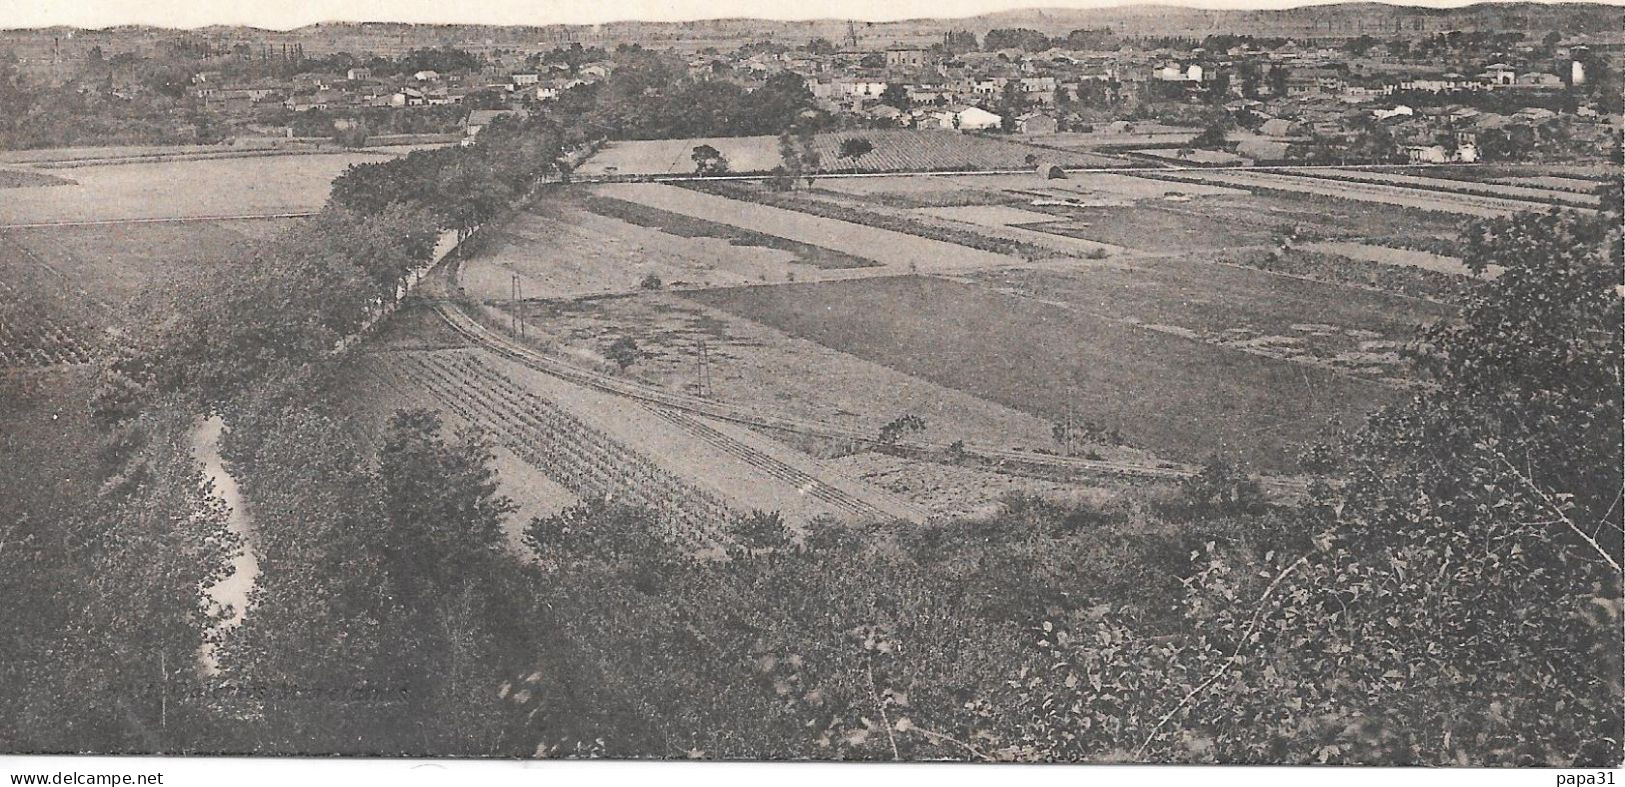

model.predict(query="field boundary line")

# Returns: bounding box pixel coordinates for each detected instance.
[0,212,318,230]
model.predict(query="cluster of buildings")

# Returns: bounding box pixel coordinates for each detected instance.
[166,28,1621,160]
[189,59,616,115]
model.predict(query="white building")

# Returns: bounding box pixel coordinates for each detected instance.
[933,106,1003,131]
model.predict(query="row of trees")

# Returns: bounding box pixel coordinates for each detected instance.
[552,54,821,140]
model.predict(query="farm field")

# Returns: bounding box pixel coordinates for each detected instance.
[457,195,891,302]
[965,256,1453,383]
[728,172,1459,255]
[1027,126,1200,149]
[1016,203,1278,251]
[354,346,916,535]
[827,452,1134,521]
[599,182,1027,272]
[1384,162,1616,186]
[575,130,1126,177]
[0,209,299,368]
[1486,175,1605,193]
[0,370,104,531]
[1302,240,1486,279]
[685,275,1404,472]
[0,149,407,225]
[582,195,879,269]
[1139,168,1556,217]
[937,171,1250,201]
[501,292,1092,457]
[1280,167,1599,209]
[3,218,299,308]
[0,169,74,188]
[0,232,108,367]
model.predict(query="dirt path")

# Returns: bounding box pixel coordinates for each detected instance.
[192,415,257,674]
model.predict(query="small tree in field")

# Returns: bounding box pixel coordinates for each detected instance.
[691,144,728,175]
[603,336,641,372]
[877,414,926,444]
[837,137,874,172]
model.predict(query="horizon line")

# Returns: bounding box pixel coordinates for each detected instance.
[2,0,1612,36]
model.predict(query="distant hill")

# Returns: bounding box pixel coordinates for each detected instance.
[2,2,1620,60]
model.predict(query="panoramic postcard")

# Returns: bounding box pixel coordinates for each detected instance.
[0,0,1620,770]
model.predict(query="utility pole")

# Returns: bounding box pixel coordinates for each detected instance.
[511,272,520,336]
[695,338,713,397]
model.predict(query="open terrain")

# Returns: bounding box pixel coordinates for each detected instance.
[0,149,413,226]
[684,275,1400,472]
[575,129,1127,177]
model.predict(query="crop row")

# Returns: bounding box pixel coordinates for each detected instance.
[685,181,1055,261]
[1219,248,1475,304]
[0,279,97,368]
[388,350,739,554]
[1282,168,1597,210]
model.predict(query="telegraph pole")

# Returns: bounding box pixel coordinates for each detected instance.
[696,338,713,397]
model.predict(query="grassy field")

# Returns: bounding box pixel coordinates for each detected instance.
[4,219,298,308]
[602,182,1023,272]
[582,195,879,270]
[685,275,1405,472]
[501,292,1076,456]
[0,169,74,188]
[1281,167,1598,209]
[0,150,403,225]
[1138,168,1550,218]
[1019,204,1277,250]
[970,256,1453,382]
[0,218,299,368]
[576,130,1126,176]
[457,193,895,302]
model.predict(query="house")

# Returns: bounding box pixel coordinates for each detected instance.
[389,87,426,107]
[1406,144,1450,164]
[1517,72,1562,87]
[464,109,515,140]
[867,104,905,123]
[932,106,1003,131]
[511,72,540,86]
[885,48,929,69]
[1015,111,1058,135]
[1514,107,1559,123]
[838,80,888,101]
[1257,118,1302,137]
[346,67,372,81]
[1479,64,1516,86]
[412,70,440,82]
[1155,63,1203,82]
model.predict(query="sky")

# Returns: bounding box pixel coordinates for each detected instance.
[0,0,1606,30]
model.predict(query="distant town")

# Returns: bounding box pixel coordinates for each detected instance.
[2,12,1621,165]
